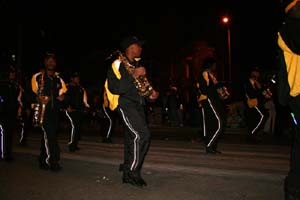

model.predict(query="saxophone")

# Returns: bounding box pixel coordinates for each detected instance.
[116,50,154,97]
[32,70,49,127]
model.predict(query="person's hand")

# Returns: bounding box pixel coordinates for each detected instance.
[133,67,146,78]
[254,80,262,89]
[56,95,65,101]
[149,90,159,100]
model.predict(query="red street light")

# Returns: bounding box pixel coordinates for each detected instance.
[221,16,231,82]
[222,16,229,24]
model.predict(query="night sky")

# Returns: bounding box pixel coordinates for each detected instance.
[0,1,283,88]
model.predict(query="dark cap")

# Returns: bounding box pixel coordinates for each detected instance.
[120,36,145,51]
[71,72,80,78]
[44,52,56,61]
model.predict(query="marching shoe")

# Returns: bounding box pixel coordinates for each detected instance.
[75,146,80,151]
[206,147,216,155]
[214,150,222,154]
[39,162,49,170]
[122,171,143,187]
[50,163,62,172]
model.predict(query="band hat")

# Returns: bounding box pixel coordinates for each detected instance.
[120,36,145,51]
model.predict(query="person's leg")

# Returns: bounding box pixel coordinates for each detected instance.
[118,106,150,186]
[3,116,15,160]
[38,127,49,169]
[202,99,222,153]
[102,105,113,143]
[0,122,4,160]
[42,112,61,171]
[285,95,300,198]
[72,111,82,148]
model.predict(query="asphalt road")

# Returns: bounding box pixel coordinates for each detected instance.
[0,127,290,200]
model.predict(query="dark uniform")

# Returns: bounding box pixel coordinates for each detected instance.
[197,58,226,154]
[18,77,34,146]
[65,73,89,152]
[278,1,300,198]
[105,36,153,187]
[243,73,266,142]
[31,71,67,170]
[0,75,20,161]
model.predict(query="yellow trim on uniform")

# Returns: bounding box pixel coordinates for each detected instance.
[104,59,122,111]
[103,87,109,108]
[203,71,209,86]
[104,80,119,110]
[83,88,90,108]
[196,81,207,108]
[59,78,67,96]
[285,0,298,13]
[31,73,39,94]
[278,32,300,97]
[246,94,258,108]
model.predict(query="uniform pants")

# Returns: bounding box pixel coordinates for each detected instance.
[39,110,60,166]
[117,104,151,173]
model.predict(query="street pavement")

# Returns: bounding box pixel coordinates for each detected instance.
[0,126,291,200]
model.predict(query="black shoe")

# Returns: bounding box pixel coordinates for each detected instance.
[39,162,49,170]
[75,146,80,151]
[122,171,143,187]
[19,141,27,147]
[102,138,113,144]
[206,147,216,155]
[68,145,76,152]
[214,150,222,154]
[50,164,62,172]
[137,176,147,186]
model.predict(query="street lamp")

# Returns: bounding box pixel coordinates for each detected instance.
[221,16,231,83]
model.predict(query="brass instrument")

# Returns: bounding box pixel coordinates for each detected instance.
[32,71,49,127]
[115,50,154,97]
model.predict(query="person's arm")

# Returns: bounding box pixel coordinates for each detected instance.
[107,60,135,95]
[198,71,210,102]
[57,77,67,102]
[83,88,90,108]
[31,73,39,95]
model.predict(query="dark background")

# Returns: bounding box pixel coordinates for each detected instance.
[0,1,284,93]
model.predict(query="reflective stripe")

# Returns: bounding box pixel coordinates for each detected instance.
[58,77,67,96]
[83,88,90,108]
[65,111,75,144]
[251,106,264,135]
[103,105,112,139]
[31,72,41,94]
[0,124,4,159]
[19,122,25,143]
[201,108,206,137]
[207,99,221,147]
[41,126,50,165]
[119,108,140,171]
